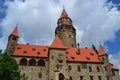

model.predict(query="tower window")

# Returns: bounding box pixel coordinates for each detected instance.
[12,36,17,40]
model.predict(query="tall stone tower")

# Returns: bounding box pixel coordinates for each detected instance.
[55,9,76,48]
[6,26,19,55]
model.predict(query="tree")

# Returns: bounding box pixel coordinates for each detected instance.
[0,52,21,80]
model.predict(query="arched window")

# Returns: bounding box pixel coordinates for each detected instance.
[29,58,36,66]
[38,59,45,67]
[59,73,65,80]
[19,58,27,66]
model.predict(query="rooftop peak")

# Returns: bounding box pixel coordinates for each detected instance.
[11,25,19,37]
[99,43,106,56]
[59,8,69,19]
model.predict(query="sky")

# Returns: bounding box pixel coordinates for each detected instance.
[0,0,120,73]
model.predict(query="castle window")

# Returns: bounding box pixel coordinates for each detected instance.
[80,76,83,80]
[81,63,87,69]
[97,66,100,72]
[28,58,36,66]
[19,58,27,66]
[90,76,93,80]
[104,66,107,71]
[106,76,109,80]
[38,72,42,78]
[69,76,72,80]
[98,76,101,80]
[112,71,115,76]
[77,65,81,71]
[59,60,63,63]
[38,59,45,67]
[12,36,17,40]
[68,65,71,70]
[52,55,54,60]
[89,66,92,72]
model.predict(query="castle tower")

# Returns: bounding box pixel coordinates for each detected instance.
[6,26,19,55]
[98,44,113,80]
[55,8,76,48]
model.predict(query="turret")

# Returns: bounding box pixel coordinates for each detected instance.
[98,43,113,80]
[6,26,19,55]
[55,8,76,48]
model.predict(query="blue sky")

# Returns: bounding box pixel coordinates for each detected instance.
[0,0,120,72]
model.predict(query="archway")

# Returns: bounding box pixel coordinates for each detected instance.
[59,73,65,80]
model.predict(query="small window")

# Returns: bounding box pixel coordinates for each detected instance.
[112,71,115,76]
[32,48,35,51]
[17,47,21,50]
[86,57,90,60]
[90,76,93,80]
[80,76,83,80]
[38,72,42,78]
[98,76,101,80]
[106,76,109,80]
[81,63,87,69]
[69,76,72,80]
[52,55,54,60]
[71,56,74,59]
[37,52,40,55]
[77,66,81,71]
[68,66,71,70]
[89,66,92,72]
[23,51,27,54]
[44,49,46,52]
[97,67,100,72]
[90,53,94,56]
[59,60,63,63]
[104,66,107,71]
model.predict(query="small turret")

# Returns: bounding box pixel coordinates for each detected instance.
[6,26,19,55]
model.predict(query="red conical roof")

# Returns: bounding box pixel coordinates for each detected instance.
[99,44,106,56]
[51,35,66,48]
[59,8,69,19]
[11,26,19,37]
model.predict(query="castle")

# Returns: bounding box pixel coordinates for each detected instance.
[6,9,119,80]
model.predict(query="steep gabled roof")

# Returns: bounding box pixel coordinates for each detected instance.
[66,48,101,63]
[11,26,19,37]
[50,36,66,48]
[13,44,48,58]
[59,8,69,19]
[99,44,106,56]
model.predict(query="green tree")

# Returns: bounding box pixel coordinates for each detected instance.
[0,52,21,80]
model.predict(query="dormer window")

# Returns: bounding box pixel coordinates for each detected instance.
[44,49,46,52]
[23,51,27,54]
[32,48,35,51]
[37,52,40,55]
[17,47,21,50]
[90,53,94,56]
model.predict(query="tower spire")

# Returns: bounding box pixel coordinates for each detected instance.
[59,8,69,19]
[11,25,19,37]
[99,43,106,56]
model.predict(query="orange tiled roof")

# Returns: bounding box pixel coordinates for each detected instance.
[13,44,48,58]
[99,44,106,56]
[110,63,118,70]
[59,8,69,19]
[50,35,67,48]
[66,48,101,63]
[11,26,19,37]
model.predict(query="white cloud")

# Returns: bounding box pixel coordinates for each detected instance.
[0,0,120,73]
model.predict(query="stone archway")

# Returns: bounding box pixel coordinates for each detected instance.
[59,73,65,80]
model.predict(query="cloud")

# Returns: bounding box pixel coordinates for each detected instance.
[0,0,120,72]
